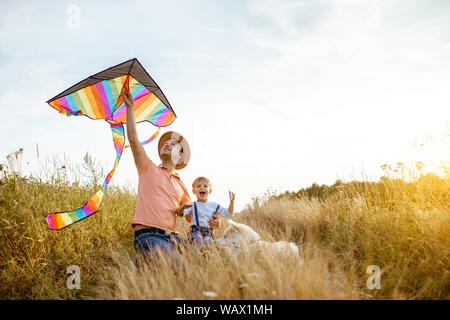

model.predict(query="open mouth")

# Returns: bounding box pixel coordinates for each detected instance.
[199,191,206,196]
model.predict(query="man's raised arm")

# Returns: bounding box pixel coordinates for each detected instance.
[123,90,147,166]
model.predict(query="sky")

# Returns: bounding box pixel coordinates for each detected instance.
[1,0,449,211]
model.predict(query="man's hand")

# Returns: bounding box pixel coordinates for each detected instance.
[123,90,134,108]
[208,214,220,229]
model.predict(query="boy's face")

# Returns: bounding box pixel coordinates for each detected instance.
[193,182,211,202]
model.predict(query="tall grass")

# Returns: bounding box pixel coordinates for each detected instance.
[0,151,448,299]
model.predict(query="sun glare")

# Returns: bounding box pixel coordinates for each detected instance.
[411,125,450,177]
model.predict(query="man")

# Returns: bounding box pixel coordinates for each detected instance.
[123,90,219,255]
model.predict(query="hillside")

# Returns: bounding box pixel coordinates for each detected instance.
[0,159,449,299]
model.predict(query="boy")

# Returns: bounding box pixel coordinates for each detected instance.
[175,176,235,246]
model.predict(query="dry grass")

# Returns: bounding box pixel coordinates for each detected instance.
[0,153,449,300]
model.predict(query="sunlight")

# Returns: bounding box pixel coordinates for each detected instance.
[412,124,450,177]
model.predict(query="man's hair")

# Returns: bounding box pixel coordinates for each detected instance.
[192,176,211,188]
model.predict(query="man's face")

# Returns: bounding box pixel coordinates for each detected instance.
[160,139,182,164]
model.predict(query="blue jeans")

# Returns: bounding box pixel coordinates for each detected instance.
[134,231,182,255]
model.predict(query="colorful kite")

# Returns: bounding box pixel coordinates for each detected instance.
[46,58,176,230]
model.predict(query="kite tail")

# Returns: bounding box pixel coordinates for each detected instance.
[124,126,161,148]
[47,121,125,230]
[46,121,160,230]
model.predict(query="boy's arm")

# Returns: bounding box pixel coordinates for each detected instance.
[124,90,148,167]
[209,192,235,228]
[175,202,193,217]
[228,192,235,214]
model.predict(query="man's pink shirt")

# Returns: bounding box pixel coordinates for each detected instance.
[132,156,191,233]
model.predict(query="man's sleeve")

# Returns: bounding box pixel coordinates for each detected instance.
[177,181,191,206]
[176,180,192,222]
[135,155,155,175]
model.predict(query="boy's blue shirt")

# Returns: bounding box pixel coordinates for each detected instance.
[183,201,231,228]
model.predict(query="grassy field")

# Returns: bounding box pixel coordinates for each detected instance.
[0,153,449,299]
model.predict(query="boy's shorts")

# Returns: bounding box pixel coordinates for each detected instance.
[187,226,214,246]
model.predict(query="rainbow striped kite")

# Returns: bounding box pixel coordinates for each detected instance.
[46,58,176,230]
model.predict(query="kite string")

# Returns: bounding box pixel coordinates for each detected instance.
[124,126,161,148]
[115,74,161,145]
[112,75,130,115]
